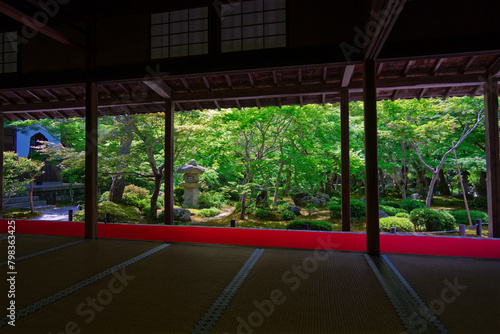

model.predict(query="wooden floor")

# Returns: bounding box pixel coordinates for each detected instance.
[0,234,499,333]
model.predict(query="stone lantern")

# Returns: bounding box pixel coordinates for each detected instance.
[176,159,205,208]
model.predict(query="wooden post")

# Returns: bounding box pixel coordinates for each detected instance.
[165,100,175,225]
[85,18,98,239]
[0,113,4,219]
[484,77,500,238]
[340,88,351,231]
[363,58,380,255]
[85,81,98,239]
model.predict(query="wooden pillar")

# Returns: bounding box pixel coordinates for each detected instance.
[340,89,351,231]
[484,77,500,238]
[363,58,380,255]
[165,100,175,225]
[0,113,4,219]
[85,82,98,239]
[84,17,98,239]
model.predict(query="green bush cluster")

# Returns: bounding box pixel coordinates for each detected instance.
[122,185,150,209]
[199,191,228,209]
[395,212,410,219]
[281,210,296,221]
[402,199,425,213]
[379,217,414,232]
[409,208,456,232]
[255,207,270,219]
[174,186,184,206]
[234,201,242,212]
[381,200,402,208]
[198,207,220,217]
[328,198,365,219]
[286,220,333,231]
[449,210,488,226]
[379,205,407,217]
[73,201,142,222]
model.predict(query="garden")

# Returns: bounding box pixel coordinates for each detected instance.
[2,96,490,237]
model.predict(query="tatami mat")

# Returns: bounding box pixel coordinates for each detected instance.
[211,249,406,334]
[0,234,81,262]
[0,239,164,313]
[4,243,256,334]
[387,254,500,333]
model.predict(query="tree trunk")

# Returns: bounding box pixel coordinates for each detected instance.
[273,161,285,206]
[426,172,439,209]
[325,172,335,196]
[239,191,247,220]
[378,168,386,193]
[29,181,35,214]
[477,171,487,197]
[413,162,426,196]
[284,169,291,196]
[438,169,451,196]
[109,176,127,203]
[149,173,163,220]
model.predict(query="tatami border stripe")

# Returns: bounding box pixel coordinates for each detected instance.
[190,248,265,334]
[382,255,448,334]
[0,239,87,266]
[0,236,8,241]
[364,254,416,333]
[0,243,170,328]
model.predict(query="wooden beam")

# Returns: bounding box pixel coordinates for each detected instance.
[462,56,476,74]
[469,85,481,97]
[376,63,384,78]
[417,88,426,100]
[202,76,213,91]
[143,79,172,99]
[180,78,191,92]
[391,89,399,101]
[299,95,303,107]
[363,58,380,255]
[214,100,221,111]
[484,77,500,238]
[364,0,407,59]
[248,73,256,88]
[0,113,4,217]
[225,75,234,90]
[402,60,413,76]
[235,99,241,109]
[298,69,303,85]
[165,101,175,225]
[443,87,453,99]
[323,67,328,84]
[488,56,500,77]
[431,58,444,75]
[0,1,87,54]
[340,88,350,231]
[342,65,356,88]
[273,71,279,87]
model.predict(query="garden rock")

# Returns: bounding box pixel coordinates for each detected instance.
[379,210,388,218]
[360,197,366,202]
[292,192,330,207]
[174,208,191,221]
[287,206,301,215]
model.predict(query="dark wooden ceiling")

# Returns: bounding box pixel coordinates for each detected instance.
[1,54,499,121]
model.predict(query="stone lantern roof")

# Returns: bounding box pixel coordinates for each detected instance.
[176,159,205,174]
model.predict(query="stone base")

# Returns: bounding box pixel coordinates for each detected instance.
[183,187,200,208]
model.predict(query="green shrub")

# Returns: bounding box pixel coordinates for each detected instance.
[73,202,142,222]
[402,199,425,213]
[438,210,457,231]
[329,197,341,205]
[286,220,333,231]
[99,191,109,202]
[328,203,341,218]
[381,200,402,208]
[122,185,150,208]
[234,201,242,212]
[199,191,228,209]
[395,212,410,219]
[350,199,366,218]
[409,208,451,232]
[255,207,270,219]
[198,207,220,217]
[278,203,289,212]
[380,217,414,232]
[473,196,487,209]
[449,210,488,226]
[174,186,184,206]
[281,209,296,221]
[305,203,316,215]
[380,205,407,217]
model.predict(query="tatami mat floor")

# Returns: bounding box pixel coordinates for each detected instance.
[1,235,499,333]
